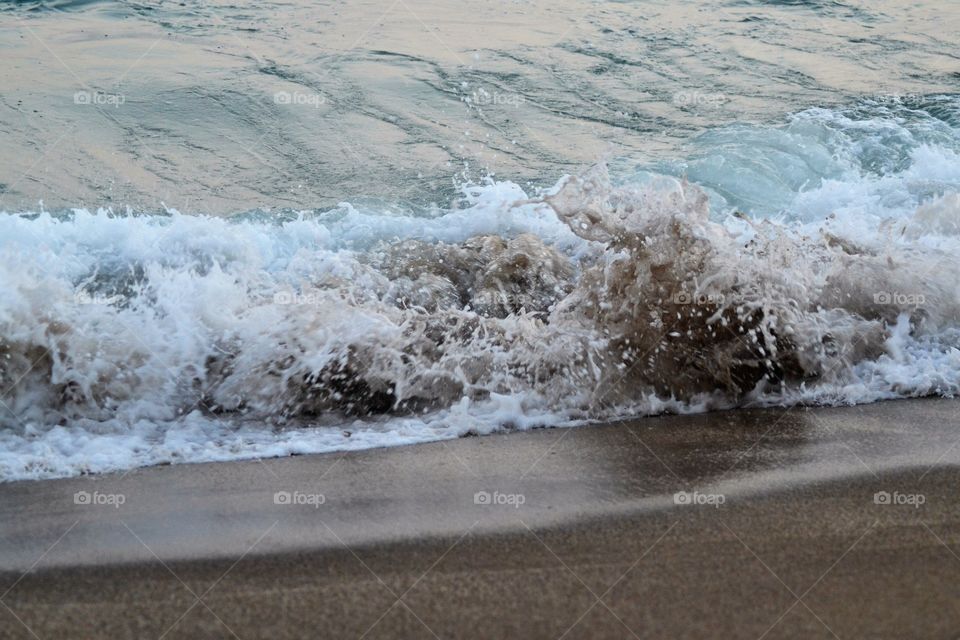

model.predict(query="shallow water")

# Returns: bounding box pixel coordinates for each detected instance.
[1,0,959,480]
[2,0,958,212]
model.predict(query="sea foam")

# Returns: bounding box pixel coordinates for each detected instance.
[1,98,959,480]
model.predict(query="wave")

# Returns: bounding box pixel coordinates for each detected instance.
[2,97,959,480]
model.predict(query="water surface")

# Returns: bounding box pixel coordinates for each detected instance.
[1,0,959,480]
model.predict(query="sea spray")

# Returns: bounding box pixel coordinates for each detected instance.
[2,105,960,479]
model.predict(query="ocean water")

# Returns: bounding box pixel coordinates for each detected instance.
[1,1,958,480]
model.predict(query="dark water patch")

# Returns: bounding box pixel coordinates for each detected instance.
[728,0,876,20]
[0,0,108,13]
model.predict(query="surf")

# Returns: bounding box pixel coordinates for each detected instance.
[1,96,959,480]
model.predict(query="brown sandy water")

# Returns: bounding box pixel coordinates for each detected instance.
[1,0,959,482]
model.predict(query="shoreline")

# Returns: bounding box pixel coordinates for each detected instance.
[5,468,959,639]
[2,398,960,638]
[2,398,959,569]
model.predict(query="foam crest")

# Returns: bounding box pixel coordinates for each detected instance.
[2,104,960,480]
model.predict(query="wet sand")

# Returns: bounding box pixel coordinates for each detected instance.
[1,398,959,638]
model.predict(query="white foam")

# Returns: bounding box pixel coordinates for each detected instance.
[2,98,959,481]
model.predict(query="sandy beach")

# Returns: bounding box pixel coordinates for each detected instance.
[2,398,959,639]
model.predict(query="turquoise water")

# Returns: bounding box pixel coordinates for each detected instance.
[1,0,957,213]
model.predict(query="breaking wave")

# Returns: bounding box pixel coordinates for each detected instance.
[2,96,959,480]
